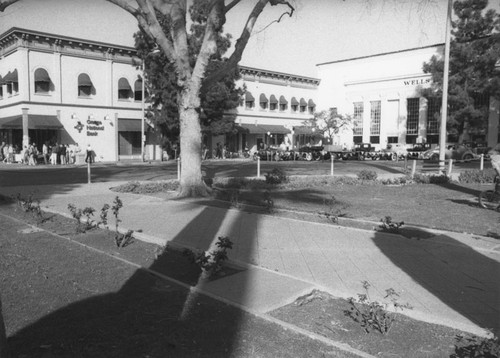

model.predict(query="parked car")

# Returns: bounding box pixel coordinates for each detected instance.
[422,144,477,161]
[354,143,379,160]
[296,145,325,161]
[380,143,408,160]
[407,143,431,159]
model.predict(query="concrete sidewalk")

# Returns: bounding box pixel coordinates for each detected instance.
[1,181,499,337]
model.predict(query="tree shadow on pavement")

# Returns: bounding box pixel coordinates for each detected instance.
[5,205,256,357]
[372,227,500,336]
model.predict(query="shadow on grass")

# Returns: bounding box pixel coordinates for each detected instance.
[6,204,256,357]
[372,227,500,336]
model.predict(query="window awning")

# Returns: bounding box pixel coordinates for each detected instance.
[118,119,150,132]
[245,91,254,101]
[0,115,63,129]
[308,99,316,107]
[259,93,268,103]
[3,69,18,83]
[134,79,142,91]
[236,123,291,134]
[291,97,299,105]
[34,68,51,82]
[269,95,278,104]
[293,126,316,135]
[78,73,92,86]
[279,95,288,104]
[300,98,307,106]
[118,77,132,90]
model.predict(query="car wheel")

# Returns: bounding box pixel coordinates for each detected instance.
[463,154,473,161]
[430,153,439,161]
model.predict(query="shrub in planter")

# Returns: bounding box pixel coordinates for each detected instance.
[458,169,496,184]
[265,167,288,184]
[357,170,378,181]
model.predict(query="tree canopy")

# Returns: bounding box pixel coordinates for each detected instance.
[134,1,244,148]
[422,0,500,140]
[306,108,353,144]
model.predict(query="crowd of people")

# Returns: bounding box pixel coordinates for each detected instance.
[0,141,84,165]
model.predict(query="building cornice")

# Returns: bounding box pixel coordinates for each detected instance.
[0,27,138,63]
[239,65,320,87]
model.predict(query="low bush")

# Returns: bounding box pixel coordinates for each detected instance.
[381,177,411,185]
[412,173,450,184]
[357,170,378,181]
[458,169,496,184]
[265,167,288,184]
[112,180,179,194]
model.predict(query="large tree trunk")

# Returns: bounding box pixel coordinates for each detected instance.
[178,90,209,197]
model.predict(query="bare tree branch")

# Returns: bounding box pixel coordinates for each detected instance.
[0,0,19,12]
[201,0,294,93]
[224,0,241,14]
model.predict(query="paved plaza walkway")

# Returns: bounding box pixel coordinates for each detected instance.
[1,181,498,337]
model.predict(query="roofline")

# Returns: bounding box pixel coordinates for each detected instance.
[239,65,320,83]
[0,27,136,52]
[315,43,445,67]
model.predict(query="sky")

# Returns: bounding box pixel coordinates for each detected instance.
[1,0,498,78]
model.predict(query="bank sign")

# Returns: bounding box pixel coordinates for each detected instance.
[403,78,431,86]
[87,119,105,136]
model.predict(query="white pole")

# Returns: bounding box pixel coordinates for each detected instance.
[480,154,484,171]
[439,0,453,172]
[141,62,145,162]
[411,160,417,178]
[330,155,334,176]
[87,160,91,184]
[257,156,261,178]
[177,158,181,181]
[447,159,453,176]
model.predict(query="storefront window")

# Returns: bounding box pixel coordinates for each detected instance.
[406,98,420,135]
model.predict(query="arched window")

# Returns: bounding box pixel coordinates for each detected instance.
[4,69,18,96]
[299,98,307,113]
[134,78,143,101]
[308,99,316,114]
[279,95,288,111]
[34,68,51,94]
[269,95,278,111]
[259,93,268,110]
[118,77,132,100]
[78,73,93,97]
[291,97,299,112]
[245,91,255,109]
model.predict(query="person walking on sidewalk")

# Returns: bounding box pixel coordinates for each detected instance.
[85,144,93,164]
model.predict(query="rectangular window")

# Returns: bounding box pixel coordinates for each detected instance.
[279,103,287,111]
[6,83,12,96]
[0,86,3,99]
[387,136,399,144]
[291,104,298,112]
[308,106,315,114]
[353,135,363,144]
[245,101,254,109]
[406,98,420,135]
[260,102,268,110]
[370,135,380,144]
[353,102,364,136]
[270,103,277,111]
[300,105,307,113]
[79,85,92,97]
[370,100,381,135]
[35,81,50,94]
[426,97,440,135]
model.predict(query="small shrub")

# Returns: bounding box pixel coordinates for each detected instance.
[318,195,348,223]
[16,193,44,223]
[379,216,404,233]
[183,236,233,278]
[357,170,378,181]
[458,169,496,184]
[111,196,133,248]
[412,173,450,184]
[263,190,274,213]
[345,281,412,335]
[229,189,241,209]
[265,167,288,184]
[381,177,411,185]
[452,334,500,358]
[68,203,110,233]
[411,173,430,184]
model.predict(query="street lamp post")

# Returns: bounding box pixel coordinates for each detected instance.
[141,62,145,162]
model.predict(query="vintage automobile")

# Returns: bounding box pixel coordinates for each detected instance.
[406,143,431,159]
[380,143,408,161]
[296,145,325,161]
[422,144,477,161]
[354,143,379,160]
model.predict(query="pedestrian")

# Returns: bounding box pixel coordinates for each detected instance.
[85,144,93,163]
[0,141,5,162]
[42,142,49,165]
[59,144,67,165]
[50,143,59,165]
[2,143,8,163]
[7,144,14,164]
[28,143,37,166]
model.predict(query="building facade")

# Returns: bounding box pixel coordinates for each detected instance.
[0,27,161,162]
[316,44,500,150]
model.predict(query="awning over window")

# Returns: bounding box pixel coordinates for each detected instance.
[245,91,254,101]
[308,99,316,107]
[2,69,18,83]
[134,79,142,91]
[236,123,291,134]
[291,97,299,105]
[300,98,307,106]
[118,77,132,90]
[269,95,278,104]
[259,93,268,103]
[78,73,92,86]
[0,115,63,130]
[292,126,316,135]
[118,119,151,132]
[34,68,50,82]
[279,95,288,104]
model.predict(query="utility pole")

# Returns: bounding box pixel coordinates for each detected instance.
[439,0,453,172]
